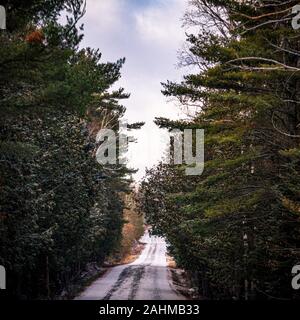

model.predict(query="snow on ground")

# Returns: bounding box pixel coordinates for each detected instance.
[76,231,185,300]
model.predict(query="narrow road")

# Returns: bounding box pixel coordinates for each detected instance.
[76,231,186,300]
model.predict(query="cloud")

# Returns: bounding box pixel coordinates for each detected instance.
[134,0,186,46]
[84,0,124,31]
[81,0,189,181]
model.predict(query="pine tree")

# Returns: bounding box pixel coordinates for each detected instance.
[0,0,142,299]
[140,0,300,299]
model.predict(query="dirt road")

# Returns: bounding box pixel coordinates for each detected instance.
[76,231,186,300]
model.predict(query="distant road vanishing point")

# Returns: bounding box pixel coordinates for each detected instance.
[76,231,186,300]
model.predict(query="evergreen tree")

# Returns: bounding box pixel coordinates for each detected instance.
[0,0,142,299]
[140,0,300,299]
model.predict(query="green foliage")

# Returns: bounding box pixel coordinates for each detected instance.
[140,0,300,300]
[0,0,137,299]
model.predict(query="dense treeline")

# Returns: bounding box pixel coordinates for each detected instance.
[139,0,300,299]
[0,0,139,299]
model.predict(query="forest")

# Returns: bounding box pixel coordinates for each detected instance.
[139,0,300,299]
[1,0,300,301]
[0,0,144,299]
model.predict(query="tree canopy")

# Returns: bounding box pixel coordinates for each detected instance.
[0,0,142,299]
[139,0,300,300]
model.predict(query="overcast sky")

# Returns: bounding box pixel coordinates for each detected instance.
[80,0,189,181]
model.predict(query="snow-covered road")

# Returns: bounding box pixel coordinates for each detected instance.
[76,231,186,300]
